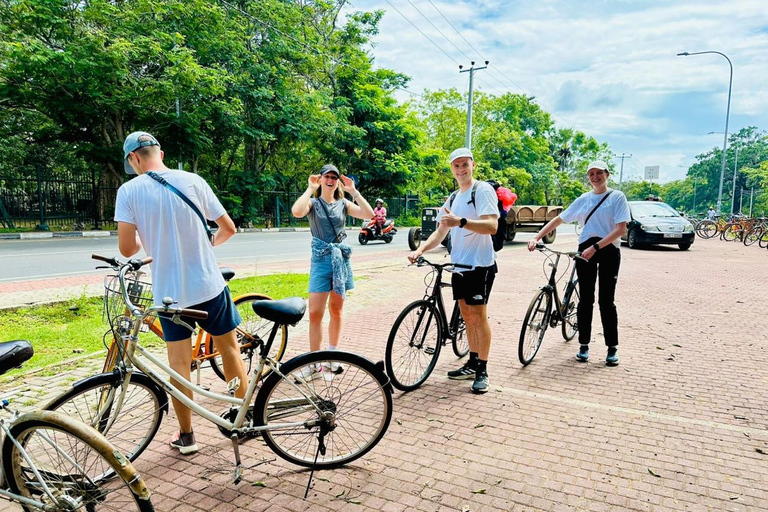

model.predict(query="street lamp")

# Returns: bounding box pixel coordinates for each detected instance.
[677,51,733,214]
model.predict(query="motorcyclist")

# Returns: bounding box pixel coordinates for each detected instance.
[373,198,387,237]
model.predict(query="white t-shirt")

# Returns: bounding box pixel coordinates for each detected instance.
[114,170,227,308]
[436,181,499,269]
[560,189,631,247]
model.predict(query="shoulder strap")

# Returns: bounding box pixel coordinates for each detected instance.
[315,197,344,243]
[146,171,213,241]
[583,190,613,228]
[449,181,480,208]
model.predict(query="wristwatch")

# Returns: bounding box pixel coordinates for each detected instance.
[592,243,600,252]
[459,217,467,228]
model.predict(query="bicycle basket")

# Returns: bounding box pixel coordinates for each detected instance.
[103,273,155,333]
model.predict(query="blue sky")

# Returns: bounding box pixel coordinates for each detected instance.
[347,0,768,183]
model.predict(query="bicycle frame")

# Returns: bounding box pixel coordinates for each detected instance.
[539,250,578,322]
[422,266,462,342]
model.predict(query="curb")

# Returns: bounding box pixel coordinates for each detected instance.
[0,227,312,241]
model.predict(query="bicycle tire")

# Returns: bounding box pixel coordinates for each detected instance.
[518,290,552,366]
[385,300,442,391]
[2,410,154,512]
[254,350,392,469]
[760,230,768,249]
[449,302,469,357]
[744,227,762,246]
[44,372,167,468]
[722,223,739,241]
[207,293,287,381]
[697,220,717,239]
[561,280,580,342]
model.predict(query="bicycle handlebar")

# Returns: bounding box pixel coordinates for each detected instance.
[415,256,472,271]
[92,254,153,271]
[535,243,585,261]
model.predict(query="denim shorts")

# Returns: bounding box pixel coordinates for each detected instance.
[308,256,355,294]
[158,287,242,342]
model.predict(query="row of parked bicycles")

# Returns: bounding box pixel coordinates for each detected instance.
[689,214,768,248]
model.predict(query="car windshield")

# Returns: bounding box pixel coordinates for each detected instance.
[630,202,680,218]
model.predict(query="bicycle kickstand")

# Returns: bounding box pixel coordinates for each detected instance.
[304,434,326,499]
[230,433,243,484]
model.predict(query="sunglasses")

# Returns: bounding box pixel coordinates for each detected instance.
[323,174,339,181]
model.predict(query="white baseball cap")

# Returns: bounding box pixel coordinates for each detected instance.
[587,160,609,172]
[449,147,473,164]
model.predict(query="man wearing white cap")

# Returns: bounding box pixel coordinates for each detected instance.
[408,148,499,394]
[116,131,248,454]
[527,160,630,365]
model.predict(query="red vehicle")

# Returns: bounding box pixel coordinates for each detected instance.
[359,218,397,244]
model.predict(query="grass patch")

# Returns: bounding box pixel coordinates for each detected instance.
[0,273,308,380]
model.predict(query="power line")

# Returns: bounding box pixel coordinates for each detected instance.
[383,0,461,66]
[426,0,484,60]
[404,0,473,62]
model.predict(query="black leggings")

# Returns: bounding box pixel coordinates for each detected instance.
[576,237,621,347]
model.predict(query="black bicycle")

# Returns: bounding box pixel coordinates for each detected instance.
[519,244,583,365]
[385,257,471,391]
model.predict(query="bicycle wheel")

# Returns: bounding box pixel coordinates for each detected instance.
[450,302,469,357]
[696,220,717,239]
[2,410,154,512]
[721,223,740,241]
[760,230,768,249]
[561,280,580,342]
[385,300,442,391]
[44,372,167,467]
[744,227,762,246]
[518,290,552,366]
[254,350,392,469]
[208,293,287,381]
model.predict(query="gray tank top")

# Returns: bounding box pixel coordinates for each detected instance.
[308,198,348,243]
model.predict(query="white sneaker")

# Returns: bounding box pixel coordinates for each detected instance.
[294,364,321,383]
[324,362,344,374]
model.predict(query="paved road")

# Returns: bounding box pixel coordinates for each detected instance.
[3,234,767,512]
[0,230,403,283]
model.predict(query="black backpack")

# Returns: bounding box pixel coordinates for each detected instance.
[448,180,506,252]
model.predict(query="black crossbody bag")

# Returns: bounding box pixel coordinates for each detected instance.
[146,171,215,245]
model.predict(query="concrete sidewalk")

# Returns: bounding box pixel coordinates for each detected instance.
[3,237,768,511]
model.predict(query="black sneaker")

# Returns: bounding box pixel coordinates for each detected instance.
[471,371,489,394]
[606,347,619,366]
[169,431,198,455]
[447,361,476,380]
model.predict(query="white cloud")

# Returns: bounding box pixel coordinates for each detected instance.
[348,0,768,182]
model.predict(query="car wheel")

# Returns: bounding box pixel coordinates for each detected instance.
[678,242,691,250]
[542,229,557,244]
[627,228,640,249]
[407,228,421,250]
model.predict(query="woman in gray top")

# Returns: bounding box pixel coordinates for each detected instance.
[291,165,374,377]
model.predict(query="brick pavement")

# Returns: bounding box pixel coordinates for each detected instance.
[2,234,768,511]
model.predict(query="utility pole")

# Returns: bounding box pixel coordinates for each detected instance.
[730,146,739,215]
[176,98,183,170]
[613,153,632,191]
[459,61,488,150]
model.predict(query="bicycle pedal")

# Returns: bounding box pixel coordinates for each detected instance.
[424,347,435,355]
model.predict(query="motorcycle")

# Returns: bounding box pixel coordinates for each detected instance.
[359,218,397,244]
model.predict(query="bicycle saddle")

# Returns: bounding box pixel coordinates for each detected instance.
[251,297,306,326]
[220,267,235,282]
[0,340,33,376]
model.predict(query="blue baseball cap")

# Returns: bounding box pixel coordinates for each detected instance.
[123,132,160,175]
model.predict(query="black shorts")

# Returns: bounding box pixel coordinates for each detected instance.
[451,263,498,305]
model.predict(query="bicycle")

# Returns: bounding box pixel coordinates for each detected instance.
[0,340,154,511]
[385,257,470,391]
[99,267,287,384]
[519,244,583,366]
[46,255,392,491]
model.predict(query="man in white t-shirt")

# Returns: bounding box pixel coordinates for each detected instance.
[115,131,247,455]
[408,148,499,394]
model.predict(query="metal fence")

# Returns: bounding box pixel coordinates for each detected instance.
[0,168,422,231]
[0,166,116,230]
